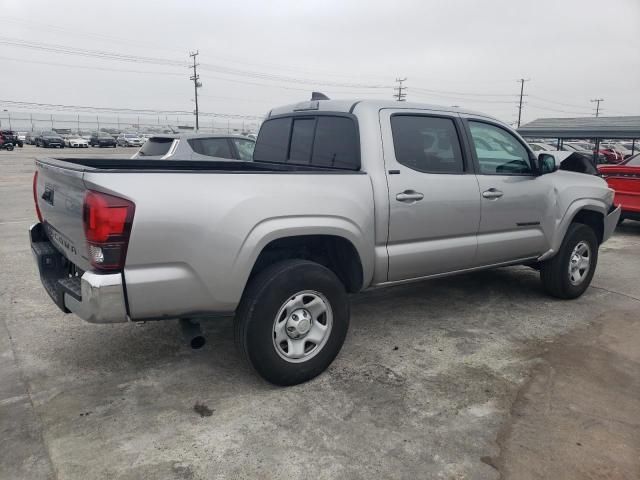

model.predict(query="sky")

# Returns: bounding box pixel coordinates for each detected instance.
[0,0,639,129]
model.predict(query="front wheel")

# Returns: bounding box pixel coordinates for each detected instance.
[540,223,599,299]
[235,260,349,386]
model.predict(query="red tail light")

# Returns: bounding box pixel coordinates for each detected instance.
[33,171,43,222]
[83,190,135,271]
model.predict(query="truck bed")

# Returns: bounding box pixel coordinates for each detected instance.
[39,157,364,174]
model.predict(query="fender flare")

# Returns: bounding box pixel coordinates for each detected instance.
[539,198,608,261]
[229,215,375,300]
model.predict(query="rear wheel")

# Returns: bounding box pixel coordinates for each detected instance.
[540,223,598,299]
[235,260,349,386]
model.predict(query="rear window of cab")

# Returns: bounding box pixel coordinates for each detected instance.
[253,115,360,170]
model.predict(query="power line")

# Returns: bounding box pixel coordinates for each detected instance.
[412,87,514,97]
[0,35,392,89]
[1,16,394,82]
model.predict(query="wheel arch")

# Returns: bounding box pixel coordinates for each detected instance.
[233,218,373,297]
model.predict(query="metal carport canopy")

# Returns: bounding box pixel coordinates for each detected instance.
[517,116,640,139]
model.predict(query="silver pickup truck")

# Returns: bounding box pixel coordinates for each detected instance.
[30,99,620,385]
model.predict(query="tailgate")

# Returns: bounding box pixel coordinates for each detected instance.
[35,160,91,271]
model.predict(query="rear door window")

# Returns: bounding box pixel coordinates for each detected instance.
[137,137,174,156]
[189,138,234,159]
[391,115,464,173]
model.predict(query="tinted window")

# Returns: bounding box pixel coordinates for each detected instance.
[312,116,359,169]
[137,137,174,156]
[253,117,291,162]
[188,138,233,159]
[253,115,359,170]
[469,121,532,175]
[289,118,315,164]
[391,116,464,174]
[232,138,255,161]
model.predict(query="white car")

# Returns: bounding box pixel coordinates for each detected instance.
[64,136,89,148]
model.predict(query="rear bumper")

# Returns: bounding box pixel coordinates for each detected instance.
[30,223,129,323]
[603,205,622,242]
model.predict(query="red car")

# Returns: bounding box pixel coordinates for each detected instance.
[599,147,625,164]
[598,153,640,223]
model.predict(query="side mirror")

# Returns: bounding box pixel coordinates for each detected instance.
[536,153,558,175]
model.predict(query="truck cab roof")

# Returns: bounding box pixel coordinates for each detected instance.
[267,99,501,124]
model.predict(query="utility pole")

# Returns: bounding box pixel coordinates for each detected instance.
[516,78,530,128]
[394,77,407,101]
[591,98,604,117]
[189,51,202,131]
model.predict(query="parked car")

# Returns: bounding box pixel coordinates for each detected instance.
[528,142,556,152]
[0,130,24,147]
[563,142,606,163]
[16,132,27,143]
[35,131,64,148]
[117,133,144,147]
[64,135,89,148]
[598,147,625,164]
[25,132,36,145]
[598,153,640,223]
[0,132,15,150]
[131,133,255,161]
[30,98,620,386]
[89,132,117,148]
[600,142,634,159]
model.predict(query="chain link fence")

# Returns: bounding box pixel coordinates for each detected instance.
[0,111,261,136]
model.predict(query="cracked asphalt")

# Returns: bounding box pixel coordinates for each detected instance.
[1,146,639,479]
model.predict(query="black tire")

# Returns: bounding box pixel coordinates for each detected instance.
[235,259,349,386]
[540,223,599,299]
[6,144,14,151]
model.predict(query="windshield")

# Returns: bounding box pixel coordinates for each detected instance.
[42,131,58,136]
[98,134,113,139]
[626,153,640,166]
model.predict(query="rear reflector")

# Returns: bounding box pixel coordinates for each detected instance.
[33,171,43,222]
[83,190,135,271]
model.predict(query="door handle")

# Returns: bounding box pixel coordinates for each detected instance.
[396,190,424,202]
[482,188,503,199]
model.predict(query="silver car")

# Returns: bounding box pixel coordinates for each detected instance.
[117,133,144,147]
[131,133,256,161]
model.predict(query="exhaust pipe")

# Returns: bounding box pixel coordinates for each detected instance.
[179,318,206,349]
